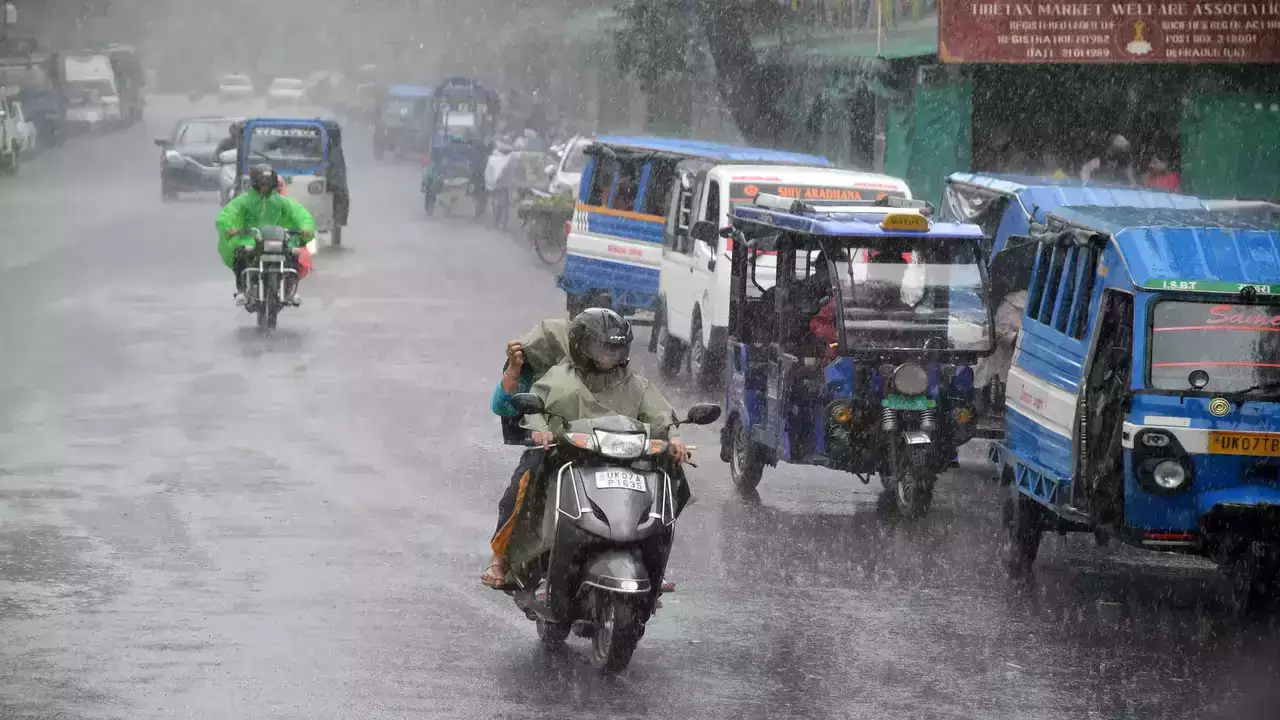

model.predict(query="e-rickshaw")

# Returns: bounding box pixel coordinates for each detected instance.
[940,173,1209,434]
[992,205,1280,613]
[373,83,433,160]
[420,77,498,217]
[719,194,995,517]
[221,117,350,247]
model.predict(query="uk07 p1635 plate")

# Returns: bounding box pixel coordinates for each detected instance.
[595,470,647,492]
[1208,431,1280,457]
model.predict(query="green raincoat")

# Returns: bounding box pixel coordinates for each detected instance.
[522,360,681,440]
[215,190,316,269]
[514,319,570,379]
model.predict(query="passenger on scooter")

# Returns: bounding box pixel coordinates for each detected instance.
[216,164,315,306]
[482,309,689,589]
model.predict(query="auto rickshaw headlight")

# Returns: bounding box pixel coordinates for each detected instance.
[892,363,928,396]
[953,407,973,425]
[831,405,852,423]
[1153,460,1188,490]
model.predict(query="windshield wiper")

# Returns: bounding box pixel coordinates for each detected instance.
[1234,380,1280,397]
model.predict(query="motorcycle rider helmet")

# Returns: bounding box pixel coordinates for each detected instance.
[568,308,633,372]
[249,163,279,196]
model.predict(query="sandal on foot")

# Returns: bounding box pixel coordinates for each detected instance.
[481,563,506,589]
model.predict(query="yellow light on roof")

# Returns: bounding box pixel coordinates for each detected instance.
[881,212,930,232]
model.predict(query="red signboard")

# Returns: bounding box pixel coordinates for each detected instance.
[940,1,1280,63]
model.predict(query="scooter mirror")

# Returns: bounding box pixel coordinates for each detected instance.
[509,393,546,416]
[684,404,721,426]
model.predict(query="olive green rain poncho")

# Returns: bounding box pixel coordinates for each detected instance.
[522,360,681,440]
[514,319,571,379]
[214,190,316,269]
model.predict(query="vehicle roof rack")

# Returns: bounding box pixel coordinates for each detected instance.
[753,193,933,216]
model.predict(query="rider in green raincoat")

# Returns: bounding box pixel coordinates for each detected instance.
[215,164,316,304]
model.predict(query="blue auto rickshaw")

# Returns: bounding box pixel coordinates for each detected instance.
[940,173,1211,427]
[373,83,433,160]
[992,205,1280,613]
[718,194,994,517]
[420,77,498,217]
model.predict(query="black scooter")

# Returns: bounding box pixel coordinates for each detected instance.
[505,393,720,673]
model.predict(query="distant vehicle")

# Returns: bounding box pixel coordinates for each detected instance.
[218,74,255,102]
[154,115,236,201]
[547,135,589,197]
[62,54,121,133]
[266,78,305,107]
[0,90,24,173]
[102,44,145,125]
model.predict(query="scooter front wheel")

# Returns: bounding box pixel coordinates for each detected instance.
[590,593,642,673]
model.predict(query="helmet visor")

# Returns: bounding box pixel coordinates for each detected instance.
[580,337,630,369]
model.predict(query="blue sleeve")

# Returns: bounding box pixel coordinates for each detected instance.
[490,373,532,417]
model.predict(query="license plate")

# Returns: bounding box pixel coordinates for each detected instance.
[595,470,646,492]
[260,254,286,263]
[1208,431,1280,457]
[883,394,932,411]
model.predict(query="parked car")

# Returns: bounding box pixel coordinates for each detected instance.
[266,78,306,107]
[154,115,237,201]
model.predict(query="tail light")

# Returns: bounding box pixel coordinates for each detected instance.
[421,152,431,167]
[563,221,572,239]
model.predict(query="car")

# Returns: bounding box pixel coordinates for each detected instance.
[266,78,306,107]
[547,134,590,197]
[154,115,237,201]
[217,74,254,102]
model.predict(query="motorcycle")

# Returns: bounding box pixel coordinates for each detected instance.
[241,227,302,331]
[504,393,721,672]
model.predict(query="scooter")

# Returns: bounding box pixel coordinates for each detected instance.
[504,393,720,673]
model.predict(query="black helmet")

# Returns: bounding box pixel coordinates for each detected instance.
[569,308,633,372]
[249,163,278,195]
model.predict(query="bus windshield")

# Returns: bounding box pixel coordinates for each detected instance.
[1149,301,1280,392]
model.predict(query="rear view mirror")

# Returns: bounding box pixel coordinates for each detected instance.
[690,220,717,244]
[683,404,721,426]
[153,137,169,148]
[217,149,237,165]
[509,393,546,416]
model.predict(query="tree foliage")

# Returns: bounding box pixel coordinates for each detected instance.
[615,0,793,144]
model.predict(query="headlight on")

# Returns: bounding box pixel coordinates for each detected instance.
[1153,460,1187,490]
[595,431,646,459]
[262,239,285,253]
[893,363,928,396]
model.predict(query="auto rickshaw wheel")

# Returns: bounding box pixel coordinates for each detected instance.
[892,468,935,519]
[1000,483,1043,578]
[729,415,764,493]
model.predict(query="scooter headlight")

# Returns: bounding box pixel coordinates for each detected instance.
[893,363,928,396]
[1153,460,1188,490]
[594,431,646,459]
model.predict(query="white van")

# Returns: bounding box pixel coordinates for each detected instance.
[654,165,912,388]
[62,54,122,132]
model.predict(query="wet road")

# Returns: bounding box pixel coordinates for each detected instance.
[0,96,1277,720]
